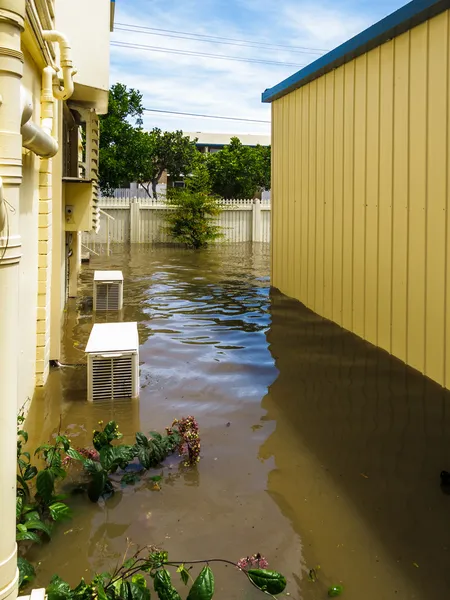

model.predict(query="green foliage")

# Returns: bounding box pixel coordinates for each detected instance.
[18,558,36,589]
[134,128,198,198]
[206,138,271,199]
[154,569,182,600]
[99,83,144,195]
[186,567,214,600]
[16,417,73,585]
[163,168,222,249]
[247,570,287,595]
[99,84,198,199]
[93,420,123,451]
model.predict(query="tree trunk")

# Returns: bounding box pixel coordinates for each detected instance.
[138,182,153,199]
[151,179,158,199]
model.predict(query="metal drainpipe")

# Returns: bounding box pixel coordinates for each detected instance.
[0,0,25,599]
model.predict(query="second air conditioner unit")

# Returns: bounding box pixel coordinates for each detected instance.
[85,322,139,402]
[93,270,124,311]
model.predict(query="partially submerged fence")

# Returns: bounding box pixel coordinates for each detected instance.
[82,197,271,246]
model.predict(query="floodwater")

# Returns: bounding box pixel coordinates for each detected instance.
[25,243,450,599]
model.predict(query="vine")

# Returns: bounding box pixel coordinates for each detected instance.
[45,545,287,600]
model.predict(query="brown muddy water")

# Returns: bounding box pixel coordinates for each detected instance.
[25,243,450,599]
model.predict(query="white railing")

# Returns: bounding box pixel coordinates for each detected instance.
[82,197,271,248]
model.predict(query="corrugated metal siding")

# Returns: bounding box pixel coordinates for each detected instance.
[271,9,450,389]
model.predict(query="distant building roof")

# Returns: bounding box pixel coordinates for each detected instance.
[185,132,270,147]
[262,0,449,103]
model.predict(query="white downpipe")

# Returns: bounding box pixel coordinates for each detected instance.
[0,1,25,599]
[42,31,76,100]
[20,67,58,158]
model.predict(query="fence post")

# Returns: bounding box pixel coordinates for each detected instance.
[252,199,262,242]
[130,198,140,243]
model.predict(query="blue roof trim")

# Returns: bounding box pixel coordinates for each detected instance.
[262,0,450,103]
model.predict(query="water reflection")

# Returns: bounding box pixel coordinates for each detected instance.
[262,290,450,599]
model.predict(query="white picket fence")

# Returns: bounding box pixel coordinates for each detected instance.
[82,197,271,247]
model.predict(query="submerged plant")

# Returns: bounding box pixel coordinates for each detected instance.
[45,545,287,600]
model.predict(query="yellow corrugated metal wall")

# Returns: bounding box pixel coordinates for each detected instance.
[271,9,450,389]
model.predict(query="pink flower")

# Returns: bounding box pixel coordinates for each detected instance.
[237,554,269,570]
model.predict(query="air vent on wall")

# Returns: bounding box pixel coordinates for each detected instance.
[93,270,124,311]
[85,322,139,402]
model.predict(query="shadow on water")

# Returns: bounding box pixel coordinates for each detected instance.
[261,290,450,599]
[24,244,450,600]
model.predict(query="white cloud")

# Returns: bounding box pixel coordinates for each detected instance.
[110,0,402,135]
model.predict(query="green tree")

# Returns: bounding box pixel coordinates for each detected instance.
[134,128,198,198]
[163,162,222,249]
[99,83,144,195]
[206,138,271,199]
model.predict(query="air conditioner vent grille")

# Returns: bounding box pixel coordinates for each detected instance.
[91,355,134,401]
[95,282,121,311]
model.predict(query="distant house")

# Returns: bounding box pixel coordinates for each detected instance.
[185,132,270,154]
[263,0,450,390]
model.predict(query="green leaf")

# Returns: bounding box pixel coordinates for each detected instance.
[24,510,40,522]
[128,578,150,600]
[17,523,27,533]
[96,582,108,600]
[154,569,181,600]
[36,469,55,503]
[186,567,214,600]
[47,575,72,600]
[49,502,72,521]
[150,476,162,483]
[135,432,149,447]
[18,430,29,443]
[25,519,52,537]
[17,476,30,498]
[84,458,103,475]
[177,565,190,586]
[50,465,67,480]
[328,585,344,597]
[57,435,71,452]
[16,530,41,543]
[66,447,85,462]
[35,443,51,455]
[18,557,36,589]
[24,465,38,481]
[87,471,109,503]
[16,496,23,519]
[121,473,141,486]
[137,446,153,470]
[100,445,134,472]
[247,570,287,595]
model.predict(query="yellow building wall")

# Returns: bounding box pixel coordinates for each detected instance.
[271,9,450,389]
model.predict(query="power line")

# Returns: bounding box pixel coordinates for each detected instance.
[116,22,329,54]
[115,25,326,56]
[143,107,270,124]
[111,40,305,68]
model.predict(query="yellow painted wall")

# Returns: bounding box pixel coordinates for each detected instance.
[271,9,450,389]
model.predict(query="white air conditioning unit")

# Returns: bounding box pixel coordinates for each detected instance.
[93,270,124,311]
[85,322,139,402]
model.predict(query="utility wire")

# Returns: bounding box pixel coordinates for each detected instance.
[115,22,329,54]
[111,40,305,68]
[115,25,326,56]
[143,107,270,124]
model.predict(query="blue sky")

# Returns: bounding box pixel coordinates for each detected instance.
[111,0,407,135]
